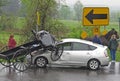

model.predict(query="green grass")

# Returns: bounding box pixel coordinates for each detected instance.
[15,17,26,29]
[100,22,120,32]
[59,20,82,29]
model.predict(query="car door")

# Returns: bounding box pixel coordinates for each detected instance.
[68,42,95,64]
[60,42,72,62]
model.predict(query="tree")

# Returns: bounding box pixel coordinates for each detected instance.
[21,0,58,30]
[20,0,68,42]
[74,0,83,21]
[58,5,71,20]
[0,0,8,14]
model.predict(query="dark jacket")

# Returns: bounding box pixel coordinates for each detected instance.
[108,39,118,50]
[92,36,102,44]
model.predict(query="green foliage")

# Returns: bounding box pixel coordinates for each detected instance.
[21,0,58,30]
[19,0,69,42]
[15,17,26,29]
[0,15,17,30]
[45,19,68,39]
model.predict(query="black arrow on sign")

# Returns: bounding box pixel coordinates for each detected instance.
[85,9,107,24]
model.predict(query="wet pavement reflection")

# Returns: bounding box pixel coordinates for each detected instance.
[0,62,120,81]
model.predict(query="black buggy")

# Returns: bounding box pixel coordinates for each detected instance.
[0,30,63,72]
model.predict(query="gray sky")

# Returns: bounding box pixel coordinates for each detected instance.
[66,0,120,10]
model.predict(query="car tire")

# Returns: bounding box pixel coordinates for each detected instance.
[88,59,100,70]
[35,57,48,68]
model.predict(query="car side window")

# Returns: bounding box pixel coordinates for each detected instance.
[62,42,72,51]
[72,42,96,51]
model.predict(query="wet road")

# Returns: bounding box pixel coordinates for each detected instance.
[0,62,120,81]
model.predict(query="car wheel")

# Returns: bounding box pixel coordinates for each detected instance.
[88,59,100,70]
[35,57,48,68]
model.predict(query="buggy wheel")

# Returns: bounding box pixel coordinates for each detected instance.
[51,44,63,61]
[13,49,30,72]
[0,59,13,67]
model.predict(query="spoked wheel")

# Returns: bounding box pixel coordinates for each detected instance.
[0,46,12,67]
[13,49,30,72]
[51,44,63,61]
[0,58,13,67]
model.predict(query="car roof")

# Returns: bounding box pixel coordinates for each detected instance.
[62,38,92,44]
[61,38,105,48]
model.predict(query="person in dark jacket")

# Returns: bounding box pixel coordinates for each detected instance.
[92,35,102,44]
[108,34,118,61]
[8,34,16,49]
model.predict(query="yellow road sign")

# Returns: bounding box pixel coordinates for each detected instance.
[83,7,109,26]
[81,31,88,39]
[93,26,100,35]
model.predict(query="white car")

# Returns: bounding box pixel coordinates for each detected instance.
[29,38,110,70]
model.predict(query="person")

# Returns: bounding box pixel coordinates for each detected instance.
[8,34,16,49]
[108,34,118,62]
[92,34,102,44]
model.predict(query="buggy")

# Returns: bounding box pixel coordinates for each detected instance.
[0,30,63,72]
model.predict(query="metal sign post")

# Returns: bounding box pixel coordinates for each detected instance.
[119,17,120,34]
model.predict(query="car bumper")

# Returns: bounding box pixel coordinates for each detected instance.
[99,57,110,66]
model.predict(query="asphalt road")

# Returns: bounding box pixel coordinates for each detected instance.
[0,62,120,81]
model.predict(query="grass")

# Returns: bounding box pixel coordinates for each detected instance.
[59,20,82,29]
[100,22,120,32]
[15,17,26,29]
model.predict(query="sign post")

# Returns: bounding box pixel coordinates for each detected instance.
[119,17,120,34]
